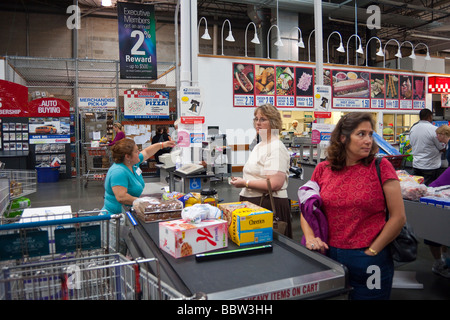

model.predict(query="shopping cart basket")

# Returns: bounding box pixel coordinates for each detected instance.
[0,211,187,300]
[0,254,186,300]
[83,145,111,188]
[383,154,409,170]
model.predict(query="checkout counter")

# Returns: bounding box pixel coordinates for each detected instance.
[122,138,349,300]
[123,213,349,300]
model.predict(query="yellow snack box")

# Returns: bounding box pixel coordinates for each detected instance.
[219,202,273,246]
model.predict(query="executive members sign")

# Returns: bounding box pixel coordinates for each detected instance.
[117,2,157,79]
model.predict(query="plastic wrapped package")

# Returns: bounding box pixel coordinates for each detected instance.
[396,170,424,184]
[181,203,222,224]
[400,180,428,201]
[132,196,183,223]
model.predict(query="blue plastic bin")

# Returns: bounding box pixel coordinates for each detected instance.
[36,167,60,183]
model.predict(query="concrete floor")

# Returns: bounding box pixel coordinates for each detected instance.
[26,175,450,300]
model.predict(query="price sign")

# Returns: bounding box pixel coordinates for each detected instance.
[117,2,157,79]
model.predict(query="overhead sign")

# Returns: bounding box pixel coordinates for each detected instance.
[78,97,116,108]
[123,89,169,119]
[28,98,70,117]
[0,80,29,117]
[117,2,157,79]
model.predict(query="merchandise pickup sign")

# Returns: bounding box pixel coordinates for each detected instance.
[244,282,320,300]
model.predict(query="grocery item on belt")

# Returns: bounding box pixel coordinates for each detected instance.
[133,196,183,223]
[181,203,222,224]
[159,219,228,258]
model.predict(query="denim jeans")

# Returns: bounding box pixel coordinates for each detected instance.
[328,246,394,300]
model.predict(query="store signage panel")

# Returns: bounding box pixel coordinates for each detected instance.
[28,117,71,144]
[28,98,70,117]
[123,89,169,119]
[313,85,331,112]
[0,80,29,117]
[117,2,157,79]
[231,61,428,111]
[180,86,203,116]
[78,97,116,108]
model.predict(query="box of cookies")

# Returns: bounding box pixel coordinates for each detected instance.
[159,219,228,258]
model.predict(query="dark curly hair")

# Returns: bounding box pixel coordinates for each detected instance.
[326,112,379,171]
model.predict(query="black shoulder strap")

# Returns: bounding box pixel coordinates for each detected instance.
[375,157,389,221]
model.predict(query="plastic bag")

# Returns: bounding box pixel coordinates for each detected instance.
[400,180,427,201]
[181,203,222,223]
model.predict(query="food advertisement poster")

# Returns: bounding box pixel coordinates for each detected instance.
[117,2,157,79]
[254,64,275,106]
[233,63,255,107]
[275,66,295,107]
[295,67,314,108]
[412,76,425,109]
[123,89,169,119]
[332,70,370,109]
[231,61,428,110]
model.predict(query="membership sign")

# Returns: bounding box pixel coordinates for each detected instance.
[117,2,157,79]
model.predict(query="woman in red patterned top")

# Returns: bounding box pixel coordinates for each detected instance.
[300,112,406,300]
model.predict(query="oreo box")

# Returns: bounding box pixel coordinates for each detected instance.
[159,219,228,258]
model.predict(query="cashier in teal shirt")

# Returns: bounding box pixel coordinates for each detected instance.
[102,138,176,215]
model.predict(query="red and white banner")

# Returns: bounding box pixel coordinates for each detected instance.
[28,98,70,117]
[0,80,29,117]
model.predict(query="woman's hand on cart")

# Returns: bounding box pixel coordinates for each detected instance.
[305,237,328,254]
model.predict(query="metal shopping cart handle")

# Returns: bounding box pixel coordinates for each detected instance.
[0,214,115,231]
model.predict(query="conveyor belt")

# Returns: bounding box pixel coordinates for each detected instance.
[127,213,349,300]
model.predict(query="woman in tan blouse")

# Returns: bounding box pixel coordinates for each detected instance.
[230,104,292,237]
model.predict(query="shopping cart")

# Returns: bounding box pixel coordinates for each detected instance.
[0,254,187,300]
[383,154,409,170]
[0,211,188,300]
[83,145,111,188]
[0,169,37,221]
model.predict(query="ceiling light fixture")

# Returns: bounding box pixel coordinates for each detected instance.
[326,31,345,64]
[365,36,384,67]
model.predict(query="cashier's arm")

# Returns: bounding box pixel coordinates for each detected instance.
[230,171,285,191]
[112,185,137,206]
[140,140,176,161]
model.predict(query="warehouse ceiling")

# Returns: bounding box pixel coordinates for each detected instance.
[2,0,450,57]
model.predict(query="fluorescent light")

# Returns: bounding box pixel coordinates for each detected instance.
[102,0,112,6]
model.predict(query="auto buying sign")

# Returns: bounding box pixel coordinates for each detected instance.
[28,98,71,144]
[117,2,157,79]
[124,89,169,119]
